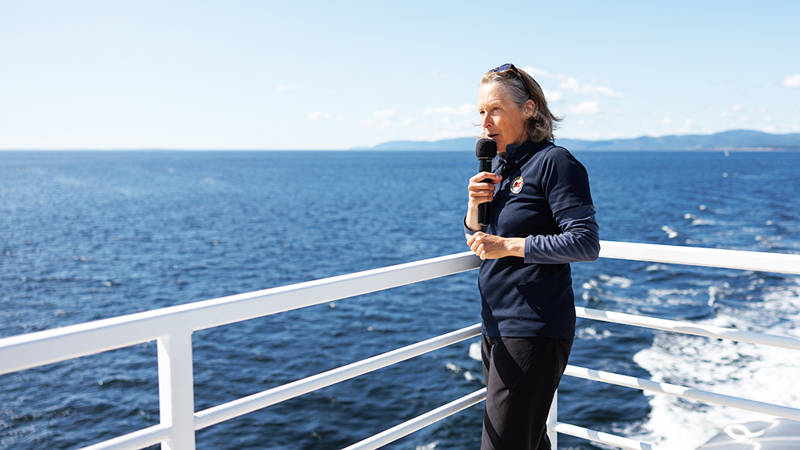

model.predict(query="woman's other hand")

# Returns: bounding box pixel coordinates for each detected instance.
[466,232,524,260]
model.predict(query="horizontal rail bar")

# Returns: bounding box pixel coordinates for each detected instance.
[565,365,800,421]
[3,242,797,376]
[343,388,487,450]
[576,307,800,350]
[0,252,480,375]
[194,324,482,430]
[599,240,800,274]
[554,423,654,450]
[80,424,170,450]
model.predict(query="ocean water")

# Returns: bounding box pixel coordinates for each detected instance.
[1,150,799,449]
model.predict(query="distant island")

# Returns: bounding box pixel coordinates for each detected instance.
[363,129,800,152]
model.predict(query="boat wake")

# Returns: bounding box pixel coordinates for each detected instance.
[631,279,800,448]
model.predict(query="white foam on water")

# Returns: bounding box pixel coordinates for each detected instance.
[707,285,724,306]
[416,440,438,450]
[631,280,800,448]
[469,341,481,362]
[646,264,668,272]
[598,274,633,288]
[661,225,679,239]
[445,362,460,373]
[691,218,715,226]
[646,288,703,307]
[576,326,612,341]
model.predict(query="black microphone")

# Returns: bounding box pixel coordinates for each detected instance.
[476,138,497,226]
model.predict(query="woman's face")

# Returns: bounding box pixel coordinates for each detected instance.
[478,82,532,155]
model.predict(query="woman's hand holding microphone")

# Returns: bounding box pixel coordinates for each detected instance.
[466,171,501,229]
[465,172,524,260]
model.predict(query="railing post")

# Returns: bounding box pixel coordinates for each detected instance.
[547,389,557,449]
[157,330,196,450]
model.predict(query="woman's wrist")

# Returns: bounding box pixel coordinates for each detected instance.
[465,203,481,231]
[503,237,525,258]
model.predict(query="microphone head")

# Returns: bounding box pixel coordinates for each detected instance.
[476,138,497,159]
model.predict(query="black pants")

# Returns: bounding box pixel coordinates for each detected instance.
[481,334,573,450]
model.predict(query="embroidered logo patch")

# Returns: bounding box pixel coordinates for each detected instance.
[510,176,524,194]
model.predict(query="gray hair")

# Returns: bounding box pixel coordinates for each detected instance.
[481,66,561,142]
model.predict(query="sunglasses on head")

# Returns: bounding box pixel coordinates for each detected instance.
[489,63,533,98]
[490,63,520,74]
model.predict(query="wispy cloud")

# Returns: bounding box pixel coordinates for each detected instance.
[568,101,600,115]
[373,109,396,119]
[401,103,477,140]
[680,118,700,133]
[521,66,554,79]
[275,84,297,93]
[543,89,563,103]
[307,111,331,120]
[360,109,410,129]
[307,111,342,121]
[559,77,622,97]
[521,66,622,98]
[783,74,800,88]
[720,104,744,118]
[423,104,474,116]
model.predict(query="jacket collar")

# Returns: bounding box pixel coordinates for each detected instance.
[498,139,551,166]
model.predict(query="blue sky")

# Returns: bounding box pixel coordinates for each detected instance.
[2,1,799,149]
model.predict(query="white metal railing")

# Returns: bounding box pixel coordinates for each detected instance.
[194,323,482,430]
[343,388,488,450]
[0,241,799,449]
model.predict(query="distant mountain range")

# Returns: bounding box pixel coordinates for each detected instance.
[364,130,800,152]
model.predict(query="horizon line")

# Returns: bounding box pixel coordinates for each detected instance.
[1,128,797,152]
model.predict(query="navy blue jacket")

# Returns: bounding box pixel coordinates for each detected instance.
[465,140,599,338]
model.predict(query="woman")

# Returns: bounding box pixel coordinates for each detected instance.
[464,64,600,450]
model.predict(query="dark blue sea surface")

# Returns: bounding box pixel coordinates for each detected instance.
[1,150,799,449]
